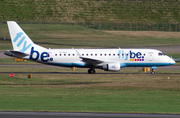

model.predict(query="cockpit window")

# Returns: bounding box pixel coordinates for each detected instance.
[158,53,163,56]
[158,52,166,56]
[162,53,166,55]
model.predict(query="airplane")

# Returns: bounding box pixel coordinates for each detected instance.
[4,21,175,74]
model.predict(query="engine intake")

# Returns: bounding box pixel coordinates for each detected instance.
[102,63,120,71]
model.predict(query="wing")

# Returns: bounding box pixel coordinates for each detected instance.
[4,50,29,58]
[79,57,103,66]
[76,50,104,66]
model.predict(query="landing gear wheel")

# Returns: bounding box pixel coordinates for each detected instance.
[151,69,155,74]
[88,69,95,74]
[151,71,155,74]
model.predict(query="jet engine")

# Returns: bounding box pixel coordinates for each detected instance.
[102,63,120,71]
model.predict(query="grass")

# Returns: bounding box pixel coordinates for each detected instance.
[1,0,180,23]
[168,53,180,59]
[0,86,180,113]
[0,0,36,21]
[0,73,180,113]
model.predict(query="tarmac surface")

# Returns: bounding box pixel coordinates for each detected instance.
[0,64,179,69]
[0,112,180,118]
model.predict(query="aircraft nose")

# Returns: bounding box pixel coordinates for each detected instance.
[169,58,176,65]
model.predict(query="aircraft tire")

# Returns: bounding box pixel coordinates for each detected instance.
[88,69,95,74]
[151,71,155,74]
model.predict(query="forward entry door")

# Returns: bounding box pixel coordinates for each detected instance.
[148,52,153,61]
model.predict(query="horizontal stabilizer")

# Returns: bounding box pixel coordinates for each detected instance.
[4,50,29,59]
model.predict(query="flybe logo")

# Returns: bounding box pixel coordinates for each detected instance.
[118,50,144,61]
[13,32,32,52]
[29,47,53,62]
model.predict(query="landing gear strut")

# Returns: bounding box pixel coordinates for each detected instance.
[88,68,95,74]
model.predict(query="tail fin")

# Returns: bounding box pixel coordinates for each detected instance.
[7,21,46,54]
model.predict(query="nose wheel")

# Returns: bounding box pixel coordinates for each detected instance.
[151,69,155,74]
[88,68,95,74]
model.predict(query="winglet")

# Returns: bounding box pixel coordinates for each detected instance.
[75,50,82,57]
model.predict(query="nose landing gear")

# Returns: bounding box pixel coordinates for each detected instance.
[151,66,156,74]
[151,69,155,74]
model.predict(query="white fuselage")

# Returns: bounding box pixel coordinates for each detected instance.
[26,47,175,69]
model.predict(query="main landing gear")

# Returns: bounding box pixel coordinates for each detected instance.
[88,68,95,74]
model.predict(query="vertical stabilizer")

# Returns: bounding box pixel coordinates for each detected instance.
[7,21,46,54]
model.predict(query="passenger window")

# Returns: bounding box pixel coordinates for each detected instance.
[91,54,93,56]
[109,54,111,56]
[68,54,70,56]
[100,54,102,56]
[104,54,106,56]
[59,54,61,56]
[64,54,66,56]
[82,54,84,56]
[73,54,75,56]
[95,54,97,56]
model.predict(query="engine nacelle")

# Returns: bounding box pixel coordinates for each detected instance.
[102,63,120,71]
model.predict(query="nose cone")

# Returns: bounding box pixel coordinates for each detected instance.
[169,57,176,65]
[159,56,176,66]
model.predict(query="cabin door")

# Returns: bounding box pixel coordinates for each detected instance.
[148,52,153,61]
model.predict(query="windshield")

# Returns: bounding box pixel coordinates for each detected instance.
[158,52,166,56]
